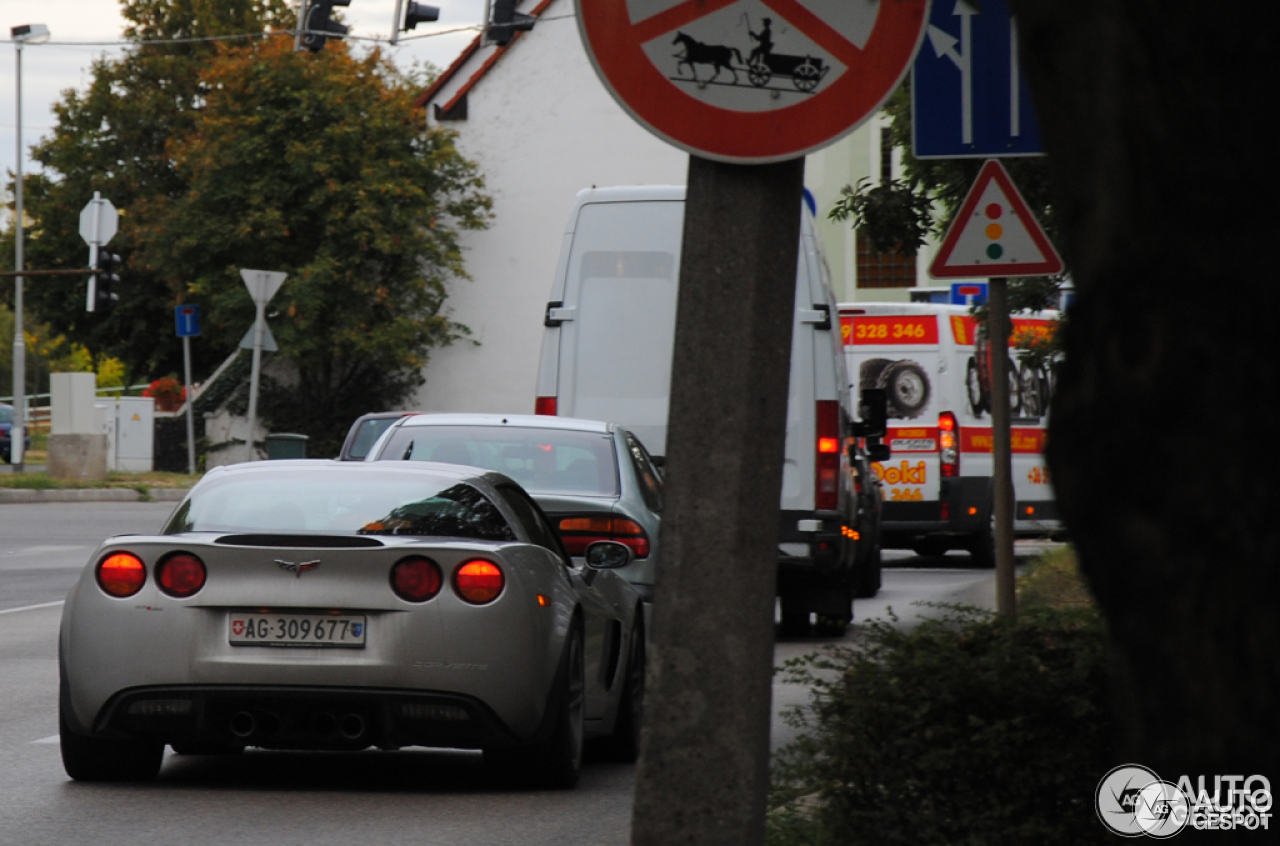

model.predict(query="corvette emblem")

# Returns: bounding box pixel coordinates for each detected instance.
[275,559,321,578]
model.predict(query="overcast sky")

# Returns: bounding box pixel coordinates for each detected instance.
[1,0,488,184]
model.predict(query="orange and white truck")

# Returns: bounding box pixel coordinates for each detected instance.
[838,302,1061,564]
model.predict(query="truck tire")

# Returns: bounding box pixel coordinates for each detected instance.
[854,544,882,598]
[879,360,931,419]
[968,512,996,569]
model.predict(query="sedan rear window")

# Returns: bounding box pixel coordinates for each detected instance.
[378,426,619,497]
[164,472,515,541]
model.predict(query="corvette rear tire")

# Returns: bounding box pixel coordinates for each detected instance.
[486,626,585,789]
[598,617,645,763]
[60,704,163,782]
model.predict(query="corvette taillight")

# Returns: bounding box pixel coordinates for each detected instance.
[156,553,206,598]
[97,552,146,598]
[454,560,504,604]
[535,396,557,416]
[558,515,650,558]
[391,556,443,603]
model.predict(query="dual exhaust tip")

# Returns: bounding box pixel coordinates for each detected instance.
[229,710,365,741]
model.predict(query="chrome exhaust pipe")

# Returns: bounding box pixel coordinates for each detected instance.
[339,713,365,740]
[229,711,256,738]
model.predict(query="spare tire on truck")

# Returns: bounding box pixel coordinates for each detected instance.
[878,360,931,419]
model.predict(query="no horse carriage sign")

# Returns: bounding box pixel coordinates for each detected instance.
[577,0,930,163]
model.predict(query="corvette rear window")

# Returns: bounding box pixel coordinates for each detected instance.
[164,473,515,541]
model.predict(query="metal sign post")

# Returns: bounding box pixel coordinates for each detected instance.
[930,161,1063,617]
[175,305,201,475]
[239,270,287,463]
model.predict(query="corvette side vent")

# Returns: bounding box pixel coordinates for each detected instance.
[214,534,385,549]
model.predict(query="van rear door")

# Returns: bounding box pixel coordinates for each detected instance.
[555,200,684,455]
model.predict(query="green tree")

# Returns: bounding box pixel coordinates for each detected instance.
[8,0,296,382]
[135,36,490,455]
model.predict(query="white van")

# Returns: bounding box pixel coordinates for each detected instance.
[839,302,1062,563]
[534,186,884,634]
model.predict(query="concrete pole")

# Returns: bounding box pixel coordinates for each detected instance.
[11,40,25,471]
[244,301,266,463]
[988,277,1016,617]
[631,155,804,846]
[182,334,196,475]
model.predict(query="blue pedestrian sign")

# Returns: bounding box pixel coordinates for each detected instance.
[912,0,1043,159]
[950,281,988,306]
[175,305,201,337]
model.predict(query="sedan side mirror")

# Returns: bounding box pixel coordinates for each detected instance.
[585,541,633,570]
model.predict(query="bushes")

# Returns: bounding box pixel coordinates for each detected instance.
[770,598,1114,845]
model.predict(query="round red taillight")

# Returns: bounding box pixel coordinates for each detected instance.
[97,552,146,598]
[454,560,504,604]
[391,556,443,603]
[156,553,206,598]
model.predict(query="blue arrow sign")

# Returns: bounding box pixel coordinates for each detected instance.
[912,0,1043,159]
[175,304,201,337]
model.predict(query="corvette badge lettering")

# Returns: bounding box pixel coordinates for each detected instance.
[275,559,321,578]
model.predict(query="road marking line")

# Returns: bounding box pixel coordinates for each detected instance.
[30,735,60,745]
[0,600,66,616]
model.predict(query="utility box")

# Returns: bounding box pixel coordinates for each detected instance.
[50,372,99,435]
[114,397,155,472]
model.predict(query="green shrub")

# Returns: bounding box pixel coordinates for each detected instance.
[1018,546,1094,612]
[770,605,1114,845]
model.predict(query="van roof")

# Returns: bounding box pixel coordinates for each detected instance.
[837,301,1061,319]
[572,185,686,205]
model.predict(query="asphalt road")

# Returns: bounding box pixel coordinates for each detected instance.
[0,503,1041,844]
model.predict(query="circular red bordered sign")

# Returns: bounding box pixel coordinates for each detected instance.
[576,0,929,164]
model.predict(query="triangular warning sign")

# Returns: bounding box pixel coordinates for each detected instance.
[929,160,1063,278]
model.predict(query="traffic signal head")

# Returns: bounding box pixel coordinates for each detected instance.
[302,0,351,52]
[403,2,439,31]
[94,252,122,313]
[488,0,535,46]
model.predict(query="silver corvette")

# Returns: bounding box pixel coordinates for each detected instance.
[58,461,645,788]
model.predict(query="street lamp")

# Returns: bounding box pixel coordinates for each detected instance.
[9,23,49,472]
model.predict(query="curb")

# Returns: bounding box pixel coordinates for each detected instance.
[0,488,189,504]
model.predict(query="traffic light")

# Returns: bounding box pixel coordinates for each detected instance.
[94,252,122,313]
[402,2,439,31]
[302,0,352,53]
[488,0,535,46]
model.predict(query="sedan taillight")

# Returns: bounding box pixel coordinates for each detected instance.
[156,553,206,598]
[391,556,443,603]
[97,552,146,597]
[558,515,650,558]
[454,560,504,604]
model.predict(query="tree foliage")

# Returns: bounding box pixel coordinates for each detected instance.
[136,36,490,453]
[7,0,490,454]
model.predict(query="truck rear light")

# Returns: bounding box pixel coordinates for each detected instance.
[938,411,959,477]
[156,553,206,598]
[391,556,443,603]
[535,396,557,416]
[97,552,146,598]
[816,400,840,510]
[558,515,650,558]
[453,560,504,604]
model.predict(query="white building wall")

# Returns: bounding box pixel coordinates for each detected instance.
[414,0,687,415]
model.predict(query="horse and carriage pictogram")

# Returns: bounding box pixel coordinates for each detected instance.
[670,17,831,95]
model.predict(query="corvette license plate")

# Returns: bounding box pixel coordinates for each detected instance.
[228,613,366,648]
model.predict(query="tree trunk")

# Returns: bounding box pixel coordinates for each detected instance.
[1010,0,1279,780]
